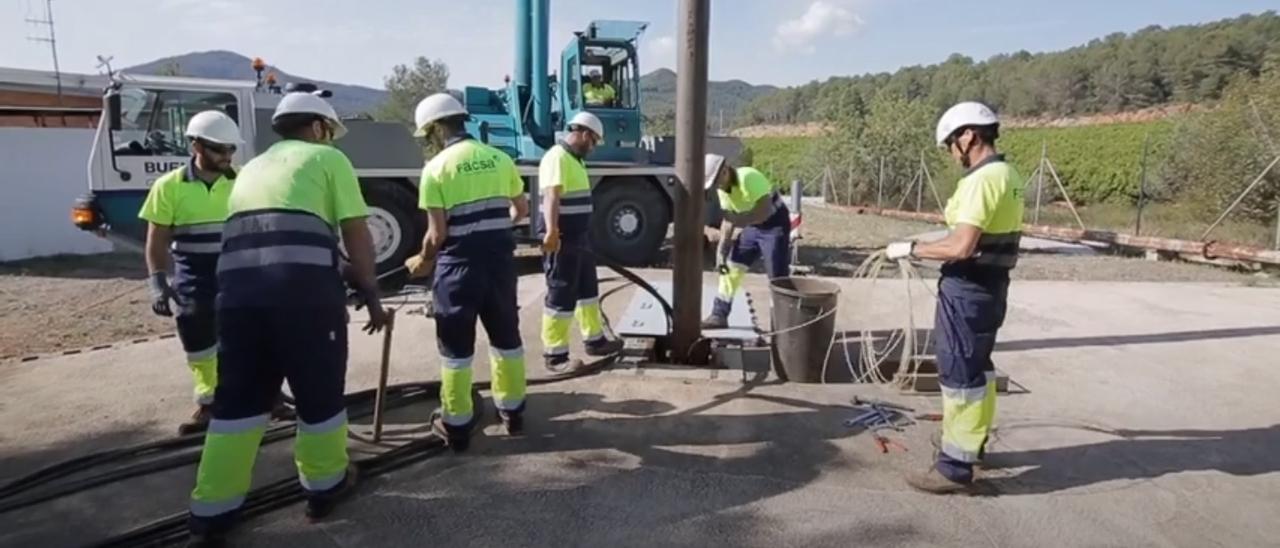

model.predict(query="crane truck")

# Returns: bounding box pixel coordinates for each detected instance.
[71,0,738,284]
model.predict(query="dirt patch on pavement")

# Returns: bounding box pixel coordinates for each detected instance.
[0,253,170,359]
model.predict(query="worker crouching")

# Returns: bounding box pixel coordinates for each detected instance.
[186,92,388,545]
[701,154,792,329]
[540,112,625,372]
[405,93,531,449]
[885,101,1026,494]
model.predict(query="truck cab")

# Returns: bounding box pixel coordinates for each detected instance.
[75,74,428,285]
[560,21,648,163]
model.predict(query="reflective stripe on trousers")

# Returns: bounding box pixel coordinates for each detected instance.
[541,244,604,358]
[713,213,791,318]
[433,257,526,425]
[933,271,1008,484]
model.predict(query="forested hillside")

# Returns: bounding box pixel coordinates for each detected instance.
[739,12,1280,126]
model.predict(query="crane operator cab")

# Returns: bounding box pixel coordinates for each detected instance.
[560,20,647,163]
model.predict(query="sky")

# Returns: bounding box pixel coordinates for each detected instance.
[0,0,1276,90]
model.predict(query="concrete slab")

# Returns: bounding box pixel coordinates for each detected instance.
[3,274,1280,547]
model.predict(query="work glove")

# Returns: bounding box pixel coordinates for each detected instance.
[147,272,177,317]
[885,241,915,261]
[542,228,561,254]
[703,226,721,244]
[404,253,435,279]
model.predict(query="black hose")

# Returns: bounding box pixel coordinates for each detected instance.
[87,355,615,548]
[514,237,675,329]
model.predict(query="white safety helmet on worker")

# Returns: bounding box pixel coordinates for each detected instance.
[413,93,468,137]
[704,153,727,190]
[185,110,243,146]
[273,92,348,140]
[935,101,999,148]
[568,111,605,141]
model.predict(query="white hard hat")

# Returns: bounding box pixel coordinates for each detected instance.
[273,92,348,140]
[936,101,999,147]
[567,111,604,140]
[704,153,726,190]
[413,93,468,137]
[185,110,243,145]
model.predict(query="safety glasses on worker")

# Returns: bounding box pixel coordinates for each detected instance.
[198,140,237,156]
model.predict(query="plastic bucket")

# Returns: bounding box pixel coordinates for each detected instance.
[769,277,840,383]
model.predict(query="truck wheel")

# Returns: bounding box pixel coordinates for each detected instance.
[591,178,670,266]
[360,181,423,290]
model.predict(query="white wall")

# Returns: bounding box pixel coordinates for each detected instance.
[0,128,113,261]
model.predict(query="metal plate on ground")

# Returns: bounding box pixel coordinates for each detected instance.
[617,281,759,341]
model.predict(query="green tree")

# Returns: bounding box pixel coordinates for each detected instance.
[375,57,450,127]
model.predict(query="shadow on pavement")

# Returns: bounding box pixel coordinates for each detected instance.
[995,325,1280,352]
[984,424,1280,496]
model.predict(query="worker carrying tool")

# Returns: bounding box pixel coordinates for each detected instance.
[701,154,792,329]
[885,101,1025,494]
[583,70,616,107]
[539,112,625,372]
[186,92,388,545]
[138,111,291,435]
[404,93,530,449]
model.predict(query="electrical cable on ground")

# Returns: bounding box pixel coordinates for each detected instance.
[5,254,669,546]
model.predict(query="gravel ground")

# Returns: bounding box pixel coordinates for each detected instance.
[0,253,170,359]
[1,210,1271,358]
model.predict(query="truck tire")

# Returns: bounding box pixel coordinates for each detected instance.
[591,177,670,267]
[359,180,423,290]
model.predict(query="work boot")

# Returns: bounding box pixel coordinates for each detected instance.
[585,337,625,357]
[497,407,525,436]
[430,408,476,453]
[544,356,585,374]
[304,464,360,522]
[700,313,729,330]
[904,467,971,495]
[178,405,212,436]
[930,430,987,464]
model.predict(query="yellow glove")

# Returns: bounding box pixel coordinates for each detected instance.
[543,228,561,254]
[404,253,434,279]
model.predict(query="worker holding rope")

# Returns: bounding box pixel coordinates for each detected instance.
[701,154,791,329]
[540,112,625,372]
[138,111,292,435]
[405,93,530,447]
[886,101,1025,494]
[186,92,388,544]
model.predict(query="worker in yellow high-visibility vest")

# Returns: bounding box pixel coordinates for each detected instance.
[885,101,1026,494]
[405,93,530,446]
[539,112,624,372]
[583,70,616,107]
[138,111,293,435]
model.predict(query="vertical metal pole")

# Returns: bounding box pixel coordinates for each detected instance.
[876,156,885,208]
[672,0,710,364]
[846,165,854,206]
[1274,199,1280,250]
[1035,141,1046,224]
[915,161,923,211]
[1135,132,1150,236]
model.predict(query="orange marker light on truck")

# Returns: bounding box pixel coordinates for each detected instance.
[71,206,99,229]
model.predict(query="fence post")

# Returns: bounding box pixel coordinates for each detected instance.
[877,156,885,208]
[915,160,923,212]
[1034,140,1046,225]
[1135,132,1150,236]
[846,165,855,206]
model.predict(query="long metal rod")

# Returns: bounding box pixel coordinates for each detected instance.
[372,309,396,442]
[1034,141,1046,225]
[672,0,710,364]
[847,204,1280,266]
[1200,155,1280,241]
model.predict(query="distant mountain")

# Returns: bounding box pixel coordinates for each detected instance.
[639,68,779,133]
[124,50,388,116]
[123,52,776,130]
